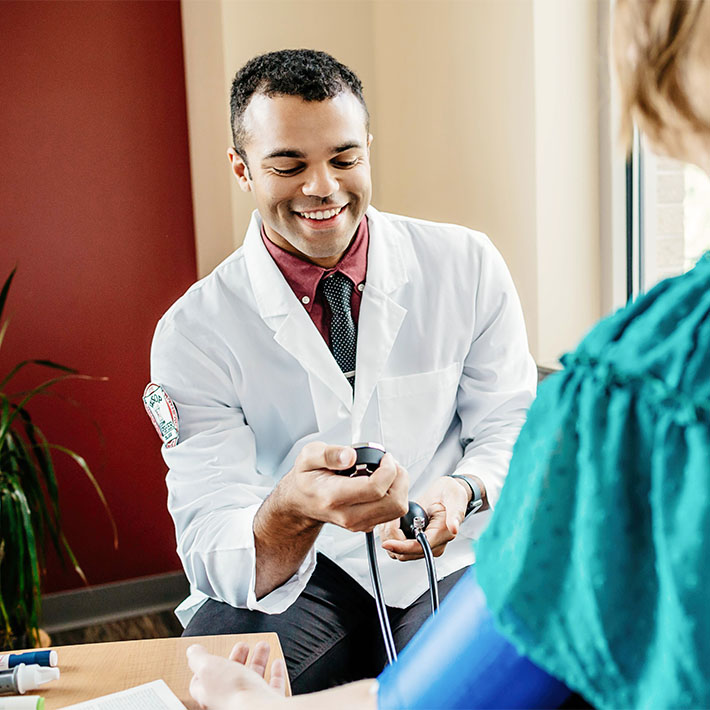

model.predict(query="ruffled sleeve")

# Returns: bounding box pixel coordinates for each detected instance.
[476,253,710,710]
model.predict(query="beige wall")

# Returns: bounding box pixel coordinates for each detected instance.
[181,0,234,278]
[371,1,540,355]
[180,0,602,364]
[533,0,600,364]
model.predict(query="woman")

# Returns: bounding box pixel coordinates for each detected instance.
[187,1,710,707]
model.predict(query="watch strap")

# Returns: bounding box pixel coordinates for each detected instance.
[447,474,483,516]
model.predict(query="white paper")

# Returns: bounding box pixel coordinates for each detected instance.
[60,679,187,710]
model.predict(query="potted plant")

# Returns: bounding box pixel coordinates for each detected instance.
[0,268,116,650]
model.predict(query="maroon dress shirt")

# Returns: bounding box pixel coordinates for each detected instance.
[261,217,369,347]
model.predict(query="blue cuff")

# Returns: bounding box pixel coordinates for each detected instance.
[376,568,570,710]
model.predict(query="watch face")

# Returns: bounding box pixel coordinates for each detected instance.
[469,498,483,515]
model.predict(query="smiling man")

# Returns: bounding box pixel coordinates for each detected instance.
[148,49,537,694]
[228,91,372,268]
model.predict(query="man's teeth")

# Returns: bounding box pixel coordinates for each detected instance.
[299,206,344,220]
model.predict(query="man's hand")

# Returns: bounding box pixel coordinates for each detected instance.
[188,641,287,710]
[265,443,409,534]
[253,442,409,598]
[380,476,476,561]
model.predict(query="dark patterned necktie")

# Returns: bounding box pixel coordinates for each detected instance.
[322,272,357,388]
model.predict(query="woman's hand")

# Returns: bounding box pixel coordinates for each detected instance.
[187,640,288,710]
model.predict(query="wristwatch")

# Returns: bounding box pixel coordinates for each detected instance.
[447,474,483,516]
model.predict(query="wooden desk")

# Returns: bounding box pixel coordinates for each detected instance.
[21,634,289,709]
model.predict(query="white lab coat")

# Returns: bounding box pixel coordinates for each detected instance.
[151,206,537,625]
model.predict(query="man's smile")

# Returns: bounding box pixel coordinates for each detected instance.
[294,204,348,227]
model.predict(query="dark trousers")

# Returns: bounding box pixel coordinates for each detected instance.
[183,553,469,694]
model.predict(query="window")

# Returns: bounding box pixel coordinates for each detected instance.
[627,133,710,297]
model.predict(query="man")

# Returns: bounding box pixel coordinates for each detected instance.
[148,49,536,693]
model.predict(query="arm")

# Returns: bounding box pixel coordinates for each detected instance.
[253,445,407,598]
[381,237,536,560]
[152,323,409,607]
[187,642,376,710]
[152,323,290,612]
[186,567,569,710]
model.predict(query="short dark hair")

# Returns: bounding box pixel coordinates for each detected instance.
[229,49,369,155]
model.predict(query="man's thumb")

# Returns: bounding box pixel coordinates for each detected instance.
[325,445,355,470]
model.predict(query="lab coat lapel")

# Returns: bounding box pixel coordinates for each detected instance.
[273,311,353,408]
[243,211,353,410]
[352,208,409,427]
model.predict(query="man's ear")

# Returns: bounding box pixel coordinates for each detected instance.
[227,148,252,193]
[367,133,373,152]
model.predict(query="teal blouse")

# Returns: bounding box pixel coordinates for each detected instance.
[476,253,710,709]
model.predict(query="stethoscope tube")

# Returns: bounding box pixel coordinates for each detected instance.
[346,444,440,665]
[416,531,439,614]
[364,527,439,665]
[366,530,398,664]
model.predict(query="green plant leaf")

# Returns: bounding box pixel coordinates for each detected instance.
[0,504,19,642]
[24,388,108,460]
[0,601,12,646]
[5,428,54,567]
[15,408,61,519]
[0,359,78,390]
[47,444,118,549]
[1,486,38,638]
[58,531,88,586]
[0,269,16,324]
[11,485,42,634]
[0,395,9,440]
[0,318,10,353]
[0,373,96,448]
[0,268,114,648]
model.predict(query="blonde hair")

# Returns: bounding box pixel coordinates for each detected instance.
[613,0,710,156]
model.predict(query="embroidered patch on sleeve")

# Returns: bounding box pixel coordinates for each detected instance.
[142,383,179,448]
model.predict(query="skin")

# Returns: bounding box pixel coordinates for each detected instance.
[252,444,409,598]
[381,474,488,561]
[188,641,288,709]
[191,7,710,709]
[187,642,375,710]
[227,91,485,597]
[228,92,373,268]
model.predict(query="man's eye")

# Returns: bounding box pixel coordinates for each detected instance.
[332,159,359,168]
[271,166,303,175]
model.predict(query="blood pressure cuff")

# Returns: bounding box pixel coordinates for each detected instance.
[477,253,710,709]
[376,568,570,709]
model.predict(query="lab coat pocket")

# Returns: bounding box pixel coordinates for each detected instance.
[377,362,460,468]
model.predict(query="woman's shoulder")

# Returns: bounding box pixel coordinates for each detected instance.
[565,252,710,400]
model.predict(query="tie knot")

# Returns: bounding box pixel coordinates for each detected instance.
[322,273,353,313]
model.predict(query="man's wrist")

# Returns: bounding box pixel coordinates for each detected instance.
[253,483,322,600]
[447,474,485,516]
[255,481,321,541]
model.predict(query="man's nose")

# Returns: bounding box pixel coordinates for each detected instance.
[301,165,339,197]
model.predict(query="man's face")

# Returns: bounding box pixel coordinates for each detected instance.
[228,92,373,268]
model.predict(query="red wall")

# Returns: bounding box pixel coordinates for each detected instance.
[0,1,197,592]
